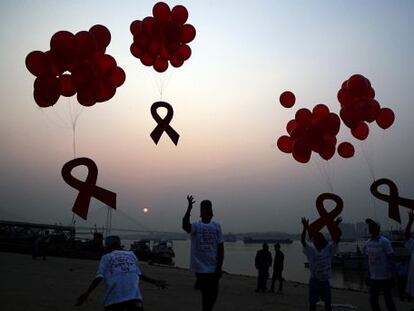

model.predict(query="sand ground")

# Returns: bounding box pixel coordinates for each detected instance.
[0,252,413,311]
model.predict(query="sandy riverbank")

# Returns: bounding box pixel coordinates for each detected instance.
[0,252,412,311]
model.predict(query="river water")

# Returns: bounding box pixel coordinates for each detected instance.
[125,239,368,291]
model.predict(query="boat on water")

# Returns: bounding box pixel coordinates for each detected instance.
[243,237,293,244]
[0,220,103,259]
[130,239,175,265]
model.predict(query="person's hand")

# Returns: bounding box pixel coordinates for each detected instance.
[187,195,195,208]
[75,293,88,306]
[301,217,309,228]
[155,280,168,289]
[409,211,414,223]
[334,217,343,226]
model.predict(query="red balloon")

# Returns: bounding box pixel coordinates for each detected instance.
[277,135,293,153]
[89,24,111,50]
[95,54,117,77]
[325,113,341,135]
[170,55,184,68]
[130,43,144,58]
[75,31,97,59]
[312,104,330,122]
[141,17,155,35]
[376,108,395,129]
[181,24,196,43]
[286,119,299,135]
[96,80,116,103]
[279,91,296,108]
[33,76,60,107]
[134,33,151,50]
[295,108,312,127]
[140,53,155,66]
[351,122,369,140]
[340,104,363,129]
[153,2,171,22]
[130,20,142,35]
[337,142,355,158]
[347,74,369,98]
[25,51,51,77]
[153,58,169,72]
[148,40,162,58]
[363,99,380,122]
[171,5,188,24]
[292,139,311,163]
[59,74,76,97]
[77,91,96,107]
[50,31,75,66]
[319,141,335,161]
[177,44,191,61]
[337,88,350,106]
[110,67,126,87]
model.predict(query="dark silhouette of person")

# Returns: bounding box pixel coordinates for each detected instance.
[301,217,341,311]
[364,218,396,311]
[33,230,50,260]
[270,243,284,293]
[255,243,272,293]
[76,235,166,311]
[182,195,224,311]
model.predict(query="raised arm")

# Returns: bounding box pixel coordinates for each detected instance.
[301,217,309,247]
[405,211,414,240]
[182,195,195,233]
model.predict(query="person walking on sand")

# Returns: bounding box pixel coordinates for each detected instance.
[76,235,167,311]
[270,243,284,293]
[182,195,224,311]
[404,211,414,301]
[364,218,396,311]
[301,217,341,311]
[255,243,272,293]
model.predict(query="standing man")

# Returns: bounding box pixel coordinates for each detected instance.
[182,195,224,311]
[364,218,396,311]
[270,243,284,293]
[76,236,166,311]
[301,217,341,311]
[255,243,272,293]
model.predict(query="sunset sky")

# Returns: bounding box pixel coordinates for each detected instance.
[1,0,413,233]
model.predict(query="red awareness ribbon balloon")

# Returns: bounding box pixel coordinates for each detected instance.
[62,157,116,220]
[150,101,180,145]
[307,193,343,242]
[370,178,414,224]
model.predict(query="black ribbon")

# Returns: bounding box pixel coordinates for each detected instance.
[370,178,414,223]
[307,193,343,242]
[150,101,180,145]
[62,157,116,220]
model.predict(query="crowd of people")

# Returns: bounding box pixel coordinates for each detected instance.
[73,196,414,311]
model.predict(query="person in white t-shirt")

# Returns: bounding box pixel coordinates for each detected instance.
[182,195,224,311]
[364,218,396,311]
[76,236,167,311]
[301,217,341,311]
[404,211,414,299]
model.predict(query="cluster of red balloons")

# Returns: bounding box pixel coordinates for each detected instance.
[25,25,125,107]
[338,74,395,140]
[130,2,196,73]
[277,95,354,163]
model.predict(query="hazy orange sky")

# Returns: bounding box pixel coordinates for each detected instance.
[1,1,413,233]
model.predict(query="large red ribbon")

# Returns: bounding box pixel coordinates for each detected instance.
[370,178,414,224]
[307,193,343,242]
[150,101,180,145]
[62,157,116,220]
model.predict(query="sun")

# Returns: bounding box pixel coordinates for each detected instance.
[143,207,149,213]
